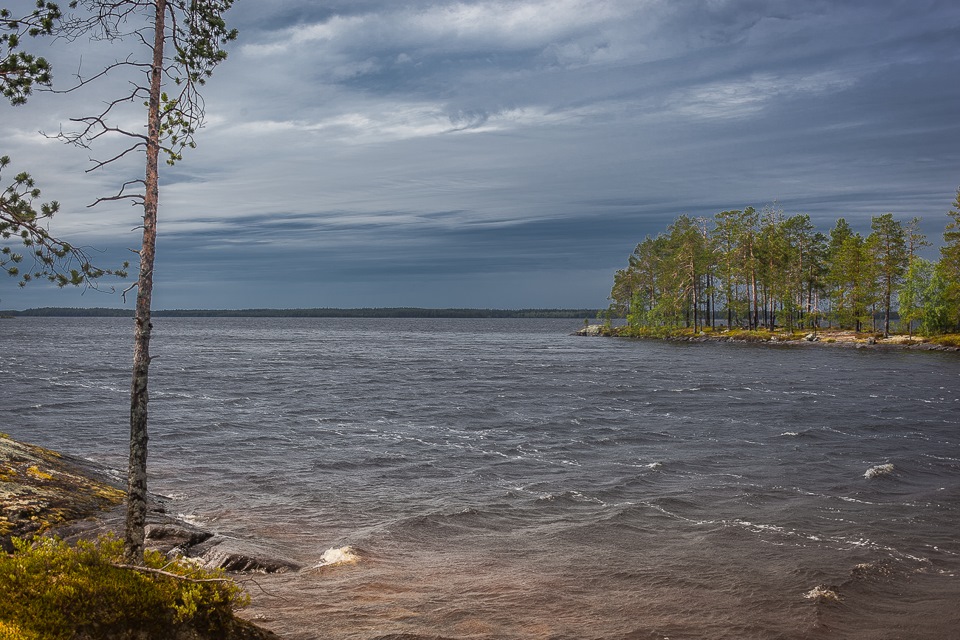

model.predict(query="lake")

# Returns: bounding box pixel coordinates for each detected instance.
[3,317,959,639]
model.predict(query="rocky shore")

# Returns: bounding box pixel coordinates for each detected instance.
[0,433,290,639]
[574,325,960,351]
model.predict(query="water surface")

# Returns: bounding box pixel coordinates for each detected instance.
[3,317,959,639]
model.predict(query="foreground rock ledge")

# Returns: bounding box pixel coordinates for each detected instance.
[0,434,285,639]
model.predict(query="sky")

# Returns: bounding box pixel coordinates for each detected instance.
[2,0,959,310]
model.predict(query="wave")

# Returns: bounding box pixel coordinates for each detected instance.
[533,489,608,507]
[804,584,842,602]
[313,546,360,568]
[864,463,895,479]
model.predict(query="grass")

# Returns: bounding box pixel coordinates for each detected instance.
[724,329,779,342]
[928,333,960,348]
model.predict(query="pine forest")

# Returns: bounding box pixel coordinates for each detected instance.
[607,187,960,339]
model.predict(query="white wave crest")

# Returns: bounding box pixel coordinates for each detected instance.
[804,585,842,601]
[864,463,894,479]
[314,546,360,568]
[176,513,208,527]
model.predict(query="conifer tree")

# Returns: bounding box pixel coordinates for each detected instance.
[939,187,960,330]
[1,3,125,288]
[36,0,237,563]
[713,210,746,328]
[825,219,853,328]
[922,268,953,335]
[898,258,932,336]
[868,213,907,336]
[610,191,958,337]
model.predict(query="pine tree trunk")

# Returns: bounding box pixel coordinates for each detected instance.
[727,282,733,328]
[750,245,758,330]
[884,278,892,336]
[691,260,698,331]
[708,273,714,329]
[125,0,166,565]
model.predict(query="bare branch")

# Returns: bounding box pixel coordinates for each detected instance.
[111,563,234,584]
[121,280,138,303]
[49,56,149,94]
[60,1,152,44]
[89,178,147,207]
[85,141,148,173]
[47,84,149,149]
[235,575,291,601]
[90,193,145,207]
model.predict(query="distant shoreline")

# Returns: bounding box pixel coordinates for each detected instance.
[575,324,960,352]
[0,307,600,319]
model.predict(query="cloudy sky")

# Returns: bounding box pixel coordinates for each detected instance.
[2,0,959,310]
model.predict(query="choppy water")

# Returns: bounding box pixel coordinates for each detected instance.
[3,317,960,639]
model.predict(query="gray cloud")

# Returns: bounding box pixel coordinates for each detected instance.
[2,0,959,309]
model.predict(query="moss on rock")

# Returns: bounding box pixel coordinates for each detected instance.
[0,436,280,640]
[0,435,125,550]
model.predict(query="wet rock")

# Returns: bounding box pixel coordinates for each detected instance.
[574,324,606,336]
[189,537,301,574]
[145,522,214,555]
[0,435,125,550]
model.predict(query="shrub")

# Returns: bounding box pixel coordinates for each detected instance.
[929,333,960,348]
[0,535,249,639]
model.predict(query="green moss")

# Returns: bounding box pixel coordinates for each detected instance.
[0,535,250,639]
[1,438,126,547]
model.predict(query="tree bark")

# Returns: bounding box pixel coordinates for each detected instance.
[125,0,166,565]
[884,277,892,336]
[749,243,758,330]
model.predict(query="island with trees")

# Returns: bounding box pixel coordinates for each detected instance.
[590,189,960,349]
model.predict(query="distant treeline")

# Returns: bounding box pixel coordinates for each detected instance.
[2,307,600,319]
[608,188,960,336]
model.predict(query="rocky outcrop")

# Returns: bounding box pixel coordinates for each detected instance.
[0,434,125,550]
[0,435,301,574]
[1,434,290,639]
[573,324,616,336]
